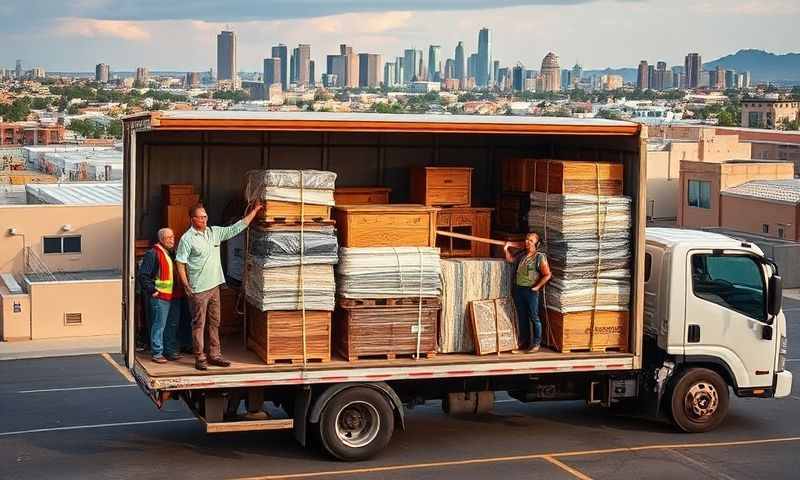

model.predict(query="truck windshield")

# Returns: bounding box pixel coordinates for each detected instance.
[691,254,765,321]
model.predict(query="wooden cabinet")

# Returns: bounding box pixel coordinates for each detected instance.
[410,167,472,207]
[333,204,438,248]
[502,158,538,192]
[495,192,531,233]
[334,187,391,205]
[436,207,492,258]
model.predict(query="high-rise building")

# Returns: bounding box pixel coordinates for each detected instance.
[358,53,382,88]
[725,69,736,90]
[216,30,238,87]
[339,44,359,89]
[647,64,655,89]
[309,60,315,86]
[467,53,479,80]
[271,44,288,90]
[561,69,571,90]
[263,58,281,89]
[186,72,201,88]
[650,61,667,90]
[95,63,110,83]
[684,53,702,89]
[384,62,396,88]
[571,63,583,86]
[477,28,492,87]
[135,67,149,87]
[327,55,344,88]
[427,45,442,82]
[512,64,525,92]
[454,42,465,84]
[15,60,22,79]
[443,59,455,81]
[492,60,500,88]
[290,48,298,84]
[637,60,649,90]
[709,65,725,90]
[30,67,45,79]
[403,49,420,83]
[743,71,751,88]
[540,52,561,92]
[296,44,311,87]
[394,57,405,86]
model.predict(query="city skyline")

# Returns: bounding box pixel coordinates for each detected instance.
[2,1,798,73]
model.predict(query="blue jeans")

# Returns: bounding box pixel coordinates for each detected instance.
[512,285,542,349]
[172,297,193,351]
[149,297,178,357]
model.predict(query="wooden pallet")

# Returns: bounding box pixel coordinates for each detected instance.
[544,309,629,353]
[246,339,328,364]
[337,350,437,361]
[246,305,331,365]
[337,297,441,309]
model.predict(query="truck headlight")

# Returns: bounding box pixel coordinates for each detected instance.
[778,335,788,372]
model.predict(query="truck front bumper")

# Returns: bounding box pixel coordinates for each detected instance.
[775,370,793,398]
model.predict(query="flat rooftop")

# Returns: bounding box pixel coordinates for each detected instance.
[25,269,121,283]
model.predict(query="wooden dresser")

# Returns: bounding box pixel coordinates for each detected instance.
[410,167,472,207]
[436,207,493,257]
[334,187,391,205]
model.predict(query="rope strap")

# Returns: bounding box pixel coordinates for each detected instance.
[299,170,307,365]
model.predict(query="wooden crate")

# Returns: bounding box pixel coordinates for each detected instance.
[334,301,439,361]
[162,184,195,203]
[534,160,624,196]
[544,309,629,353]
[410,167,472,207]
[333,204,437,247]
[334,187,391,205]
[502,158,538,192]
[495,192,531,233]
[246,304,331,364]
[220,285,243,336]
[261,200,331,222]
[436,207,492,257]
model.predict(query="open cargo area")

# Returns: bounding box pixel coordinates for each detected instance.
[123,112,645,387]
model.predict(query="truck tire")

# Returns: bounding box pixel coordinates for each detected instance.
[318,387,394,461]
[669,368,729,433]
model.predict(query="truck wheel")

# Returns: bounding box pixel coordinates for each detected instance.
[669,368,729,433]
[319,387,394,461]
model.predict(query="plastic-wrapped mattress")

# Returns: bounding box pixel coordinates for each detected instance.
[336,247,441,299]
[245,169,336,206]
[248,227,338,268]
[245,261,335,311]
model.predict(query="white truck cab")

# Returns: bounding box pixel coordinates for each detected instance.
[645,228,792,432]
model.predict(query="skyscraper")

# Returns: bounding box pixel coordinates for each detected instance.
[95,63,110,83]
[637,60,649,90]
[296,44,311,87]
[492,60,500,88]
[216,30,238,87]
[395,57,405,86]
[561,69,571,90]
[338,44,359,88]
[358,54,382,88]
[403,49,420,83]
[725,69,736,90]
[135,67,149,87]
[384,62,396,88]
[443,59,455,80]
[454,42,465,84]
[653,61,667,90]
[571,63,583,86]
[477,28,492,87]
[264,58,281,88]
[512,64,524,92]
[290,48,298,84]
[428,45,442,82]
[15,60,22,79]
[467,53,479,80]
[685,53,702,89]
[271,44,288,90]
[540,52,561,92]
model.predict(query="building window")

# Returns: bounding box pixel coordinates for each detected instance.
[688,180,711,209]
[778,227,785,239]
[42,235,82,255]
[762,224,769,234]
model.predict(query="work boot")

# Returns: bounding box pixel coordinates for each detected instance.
[208,357,231,367]
[195,358,209,371]
[165,353,184,361]
[152,356,167,364]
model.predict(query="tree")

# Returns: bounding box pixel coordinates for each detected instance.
[31,97,53,110]
[67,104,81,115]
[0,98,32,121]
[106,119,123,138]
[596,109,622,120]
[779,118,800,131]
[374,102,403,114]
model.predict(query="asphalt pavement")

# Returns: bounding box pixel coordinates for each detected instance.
[1,298,799,480]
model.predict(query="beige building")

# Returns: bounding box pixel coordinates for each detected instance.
[677,159,794,230]
[646,126,752,221]
[741,98,800,130]
[539,52,561,93]
[0,201,122,341]
[721,180,800,240]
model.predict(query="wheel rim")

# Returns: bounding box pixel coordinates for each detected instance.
[683,381,719,422]
[334,400,381,448]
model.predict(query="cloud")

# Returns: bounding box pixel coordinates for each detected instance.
[54,18,151,40]
[309,11,415,34]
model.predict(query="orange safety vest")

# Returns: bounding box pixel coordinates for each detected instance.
[153,244,174,301]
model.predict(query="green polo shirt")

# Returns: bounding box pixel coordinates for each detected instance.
[176,220,247,293]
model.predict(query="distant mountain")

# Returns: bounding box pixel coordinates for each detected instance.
[583,68,637,84]
[704,49,800,82]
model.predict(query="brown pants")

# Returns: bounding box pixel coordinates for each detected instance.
[188,286,221,361]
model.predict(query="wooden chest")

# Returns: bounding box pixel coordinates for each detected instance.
[495,192,531,233]
[333,204,437,247]
[534,160,624,196]
[501,158,538,192]
[544,309,629,353]
[246,304,331,364]
[410,167,472,207]
[334,298,440,361]
[261,200,332,222]
[334,187,391,205]
[436,207,492,257]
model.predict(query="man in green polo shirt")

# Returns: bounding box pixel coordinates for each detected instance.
[176,203,262,370]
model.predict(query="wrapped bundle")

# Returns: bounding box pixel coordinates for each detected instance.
[439,258,514,353]
[245,261,335,311]
[544,278,630,313]
[248,226,338,268]
[336,247,441,299]
[545,238,631,280]
[245,169,337,206]
[528,192,631,240]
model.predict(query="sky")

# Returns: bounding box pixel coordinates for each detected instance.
[2,0,798,73]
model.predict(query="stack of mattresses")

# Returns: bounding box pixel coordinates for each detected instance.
[248,224,338,268]
[245,169,336,221]
[336,247,441,299]
[525,161,631,353]
[439,258,514,353]
[245,261,335,311]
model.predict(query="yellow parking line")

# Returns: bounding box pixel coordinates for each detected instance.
[101,352,134,383]
[542,455,593,480]
[231,436,800,480]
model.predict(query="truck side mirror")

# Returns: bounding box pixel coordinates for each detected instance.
[767,274,783,321]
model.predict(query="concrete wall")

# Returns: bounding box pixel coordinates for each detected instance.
[27,279,120,339]
[0,204,122,275]
[720,196,799,241]
[0,286,31,340]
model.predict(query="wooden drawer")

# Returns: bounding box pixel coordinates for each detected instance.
[437,212,451,226]
[334,187,391,205]
[410,167,473,207]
